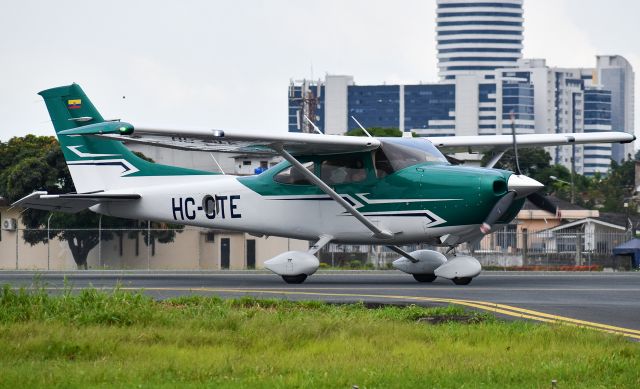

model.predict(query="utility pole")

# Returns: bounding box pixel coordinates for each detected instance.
[570,145,576,204]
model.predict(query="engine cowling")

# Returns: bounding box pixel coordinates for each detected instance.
[264,251,320,276]
[392,250,447,275]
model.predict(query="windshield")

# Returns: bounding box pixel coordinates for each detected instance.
[378,138,449,171]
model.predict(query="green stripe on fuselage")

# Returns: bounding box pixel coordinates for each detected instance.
[238,161,520,227]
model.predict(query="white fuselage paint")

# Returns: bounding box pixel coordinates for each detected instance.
[93,174,483,245]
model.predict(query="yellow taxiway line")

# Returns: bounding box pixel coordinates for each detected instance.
[108,286,640,341]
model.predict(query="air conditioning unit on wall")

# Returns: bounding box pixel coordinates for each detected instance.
[2,218,17,231]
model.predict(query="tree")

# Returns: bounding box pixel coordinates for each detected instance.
[346,127,416,137]
[0,136,183,269]
[597,158,637,213]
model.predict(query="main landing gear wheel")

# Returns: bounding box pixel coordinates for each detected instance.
[412,274,437,283]
[282,274,308,284]
[452,277,472,286]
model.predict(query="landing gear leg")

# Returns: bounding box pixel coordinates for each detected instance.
[282,274,308,284]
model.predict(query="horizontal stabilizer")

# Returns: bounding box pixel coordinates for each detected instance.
[12,191,140,213]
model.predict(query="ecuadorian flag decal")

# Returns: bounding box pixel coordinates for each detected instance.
[67,99,81,109]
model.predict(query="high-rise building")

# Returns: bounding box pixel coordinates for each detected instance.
[287,0,633,176]
[583,87,613,175]
[437,0,524,81]
[596,55,635,162]
[287,78,456,136]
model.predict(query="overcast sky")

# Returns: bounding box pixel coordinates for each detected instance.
[0,0,637,141]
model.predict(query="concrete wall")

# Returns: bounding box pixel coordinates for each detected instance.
[0,207,307,270]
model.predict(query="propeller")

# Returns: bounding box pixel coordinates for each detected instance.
[480,113,560,234]
[526,192,559,216]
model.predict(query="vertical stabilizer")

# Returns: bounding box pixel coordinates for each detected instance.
[39,84,213,193]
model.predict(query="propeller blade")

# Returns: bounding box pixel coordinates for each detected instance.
[480,191,517,234]
[527,192,559,216]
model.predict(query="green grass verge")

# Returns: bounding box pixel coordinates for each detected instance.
[0,285,638,388]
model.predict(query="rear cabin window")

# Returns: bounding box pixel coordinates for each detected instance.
[274,162,314,185]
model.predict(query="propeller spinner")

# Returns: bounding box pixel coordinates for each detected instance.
[480,113,559,234]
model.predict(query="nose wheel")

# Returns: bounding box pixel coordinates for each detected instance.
[412,274,437,283]
[452,277,472,285]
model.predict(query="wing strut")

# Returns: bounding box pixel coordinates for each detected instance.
[274,145,394,240]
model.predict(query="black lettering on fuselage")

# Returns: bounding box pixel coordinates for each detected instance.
[215,195,228,219]
[184,197,196,220]
[203,195,216,219]
[230,195,242,219]
[172,198,184,221]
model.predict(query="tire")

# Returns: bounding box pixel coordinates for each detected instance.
[282,274,308,284]
[452,277,472,286]
[413,274,437,283]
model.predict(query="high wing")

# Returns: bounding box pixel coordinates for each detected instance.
[94,127,381,156]
[90,126,633,156]
[12,191,141,213]
[427,132,635,154]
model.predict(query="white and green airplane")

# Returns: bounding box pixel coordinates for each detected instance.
[15,84,635,285]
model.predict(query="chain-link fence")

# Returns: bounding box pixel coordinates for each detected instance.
[0,227,636,271]
[318,230,636,271]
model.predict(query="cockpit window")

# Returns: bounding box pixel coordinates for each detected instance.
[274,162,314,185]
[374,148,394,178]
[321,155,367,185]
[378,138,448,171]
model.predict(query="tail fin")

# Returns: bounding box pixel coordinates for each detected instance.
[39,84,213,193]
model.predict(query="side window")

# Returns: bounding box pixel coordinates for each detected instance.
[321,156,367,185]
[373,149,394,178]
[274,162,314,185]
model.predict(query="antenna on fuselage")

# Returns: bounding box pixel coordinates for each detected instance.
[350,116,373,138]
[303,115,323,135]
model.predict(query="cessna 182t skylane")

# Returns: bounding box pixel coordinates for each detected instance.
[15,84,635,285]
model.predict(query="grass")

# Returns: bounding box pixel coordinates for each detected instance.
[0,285,638,388]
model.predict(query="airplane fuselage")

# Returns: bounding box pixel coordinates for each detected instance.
[94,162,523,245]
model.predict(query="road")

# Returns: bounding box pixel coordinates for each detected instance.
[1,270,639,339]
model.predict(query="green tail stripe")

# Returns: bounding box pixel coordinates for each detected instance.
[39,84,215,177]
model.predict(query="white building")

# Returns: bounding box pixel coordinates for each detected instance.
[597,55,636,163]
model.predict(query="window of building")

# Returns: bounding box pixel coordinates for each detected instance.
[274,162,315,185]
[243,161,252,166]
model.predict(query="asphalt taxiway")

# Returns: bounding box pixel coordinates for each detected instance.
[1,270,639,339]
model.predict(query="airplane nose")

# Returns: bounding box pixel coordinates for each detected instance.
[507,174,544,198]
